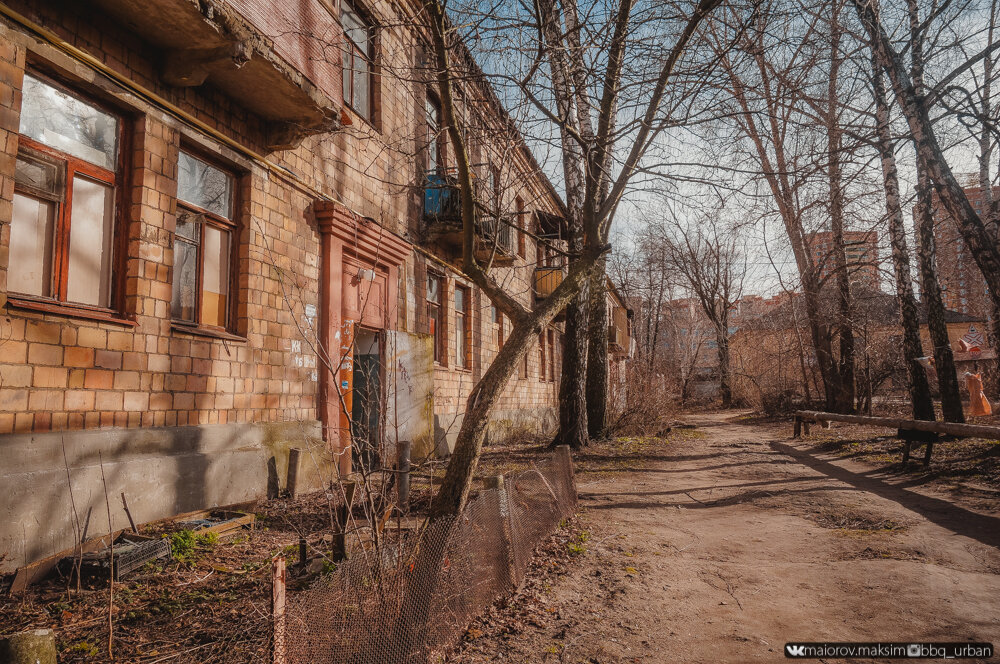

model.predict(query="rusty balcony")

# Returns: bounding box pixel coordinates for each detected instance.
[423,173,516,264]
[85,0,343,150]
[534,266,565,300]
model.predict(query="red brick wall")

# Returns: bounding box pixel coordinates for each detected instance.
[229,0,344,101]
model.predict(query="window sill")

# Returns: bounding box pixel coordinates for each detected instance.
[6,296,137,327]
[171,322,247,343]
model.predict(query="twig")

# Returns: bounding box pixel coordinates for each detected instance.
[99,451,114,660]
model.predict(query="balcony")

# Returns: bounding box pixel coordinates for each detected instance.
[534,266,565,299]
[475,215,516,264]
[87,0,342,149]
[423,173,516,263]
[609,306,631,352]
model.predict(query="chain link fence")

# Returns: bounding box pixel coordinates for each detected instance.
[282,446,577,664]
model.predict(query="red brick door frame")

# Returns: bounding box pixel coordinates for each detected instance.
[314,201,410,475]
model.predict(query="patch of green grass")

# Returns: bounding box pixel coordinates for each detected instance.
[167,529,219,564]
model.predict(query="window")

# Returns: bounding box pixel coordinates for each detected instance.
[425,95,443,175]
[10,74,122,312]
[427,273,444,363]
[547,329,557,381]
[491,305,504,351]
[539,331,546,380]
[488,165,501,213]
[516,197,526,258]
[342,1,373,122]
[455,285,470,369]
[171,150,236,330]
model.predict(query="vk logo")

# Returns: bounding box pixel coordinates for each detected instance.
[786,644,806,657]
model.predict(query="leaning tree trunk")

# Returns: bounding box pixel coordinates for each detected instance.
[586,259,609,438]
[854,0,1000,354]
[905,0,963,423]
[914,172,965,422]
[872,59,935,421]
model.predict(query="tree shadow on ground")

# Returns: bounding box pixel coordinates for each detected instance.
[771,441,1000,550]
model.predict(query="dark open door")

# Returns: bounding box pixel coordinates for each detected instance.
[351,329,381,469]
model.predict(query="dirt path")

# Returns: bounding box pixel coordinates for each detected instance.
[454,412,1000,663]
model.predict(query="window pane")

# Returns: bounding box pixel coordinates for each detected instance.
[352,54,370,119]
[171,238,198,322]
[342,4,369,48]
[456,314,467,368]
[177,151,233,218]
[9,192,55,297]
[426,274,440,303]
[201,225,230,327]
[15,152,63,199]
[426,98,439,174]
[343,50,353,107]
[66,177,115,307]
[175,210,201,241]
[19,74,118,170]
[455,287,465,313]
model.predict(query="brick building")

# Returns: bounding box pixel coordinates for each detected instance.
[930,185,1000,321]
[805,230,880,290]
[0,0,589,573]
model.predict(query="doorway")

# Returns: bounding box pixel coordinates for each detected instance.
[351,327,382,470]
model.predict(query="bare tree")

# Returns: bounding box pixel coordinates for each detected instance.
[656,208,748,407]
[870,55,936,420]
[425,0,724,516]
[855,0,1000,340]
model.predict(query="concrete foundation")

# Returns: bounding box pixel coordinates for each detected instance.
[433,406,559,456]
[0,420,327,575]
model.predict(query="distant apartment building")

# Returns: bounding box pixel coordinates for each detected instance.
[931,185,1000,320]
[805,230,879,290]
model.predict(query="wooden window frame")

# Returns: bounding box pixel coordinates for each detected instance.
[427,272,445,365]
[547,329,557,381]
[539,330,546,381]
[492,305,504,351]
[425,93,445,176]
[341,0,376,124]
[170,149,240,336]
[455,284,471,370]
[8,74,130,325]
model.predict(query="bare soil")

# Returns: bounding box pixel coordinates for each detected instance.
[450,412,1000,663]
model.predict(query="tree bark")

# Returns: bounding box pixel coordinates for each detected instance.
[914,173,965,422]
[905,0,964,422]
[586,258,609,438]
[826,4,856,414]
[556,263,591,448]
[871,58,935,421]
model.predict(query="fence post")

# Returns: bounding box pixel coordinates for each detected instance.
[333,481,356,561]
[272,556,286,664]
[484,475,519,589]
[287,448,303,498]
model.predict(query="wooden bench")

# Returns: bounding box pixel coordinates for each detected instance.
[792,410,1000,466]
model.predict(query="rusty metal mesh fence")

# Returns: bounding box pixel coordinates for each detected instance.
[282,448,577,664]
